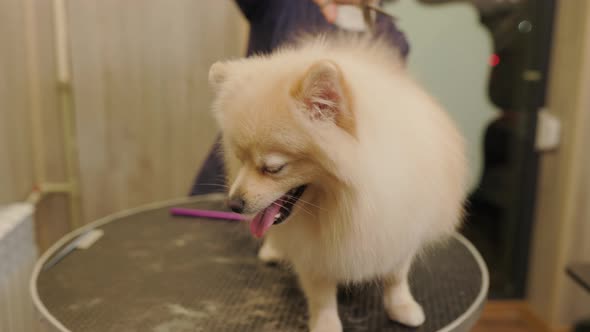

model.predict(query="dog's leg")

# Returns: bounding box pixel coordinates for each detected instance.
[298,271,342,332]
[258,233,284,264]
[383,259,425,327]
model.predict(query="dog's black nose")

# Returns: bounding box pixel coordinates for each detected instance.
[228,197,245,214]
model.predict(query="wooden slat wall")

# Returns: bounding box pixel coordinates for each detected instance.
[0,0,72,251]
[66,1,247,222]
[0,0,35,204]
[28,0,72,251]
[1,0,247,250]
[527,0,590,328]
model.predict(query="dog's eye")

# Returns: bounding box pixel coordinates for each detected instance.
[262,164,286,175]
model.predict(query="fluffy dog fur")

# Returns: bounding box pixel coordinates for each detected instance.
[208,34,467,332]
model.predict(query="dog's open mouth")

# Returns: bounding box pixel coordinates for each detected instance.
[249,185,307,238]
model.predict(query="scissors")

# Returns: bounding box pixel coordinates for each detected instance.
[361,0,398,31]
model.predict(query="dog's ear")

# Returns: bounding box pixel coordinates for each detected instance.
[209,61,229,91]
[291,60,355,135]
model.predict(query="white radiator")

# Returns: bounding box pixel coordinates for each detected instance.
[0,203,38,332]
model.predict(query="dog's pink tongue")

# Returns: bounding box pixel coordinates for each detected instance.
[250,203,281,238]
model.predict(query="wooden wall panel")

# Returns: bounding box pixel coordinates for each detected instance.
[32,0,68,184]
[28,0,72,249]
[527,0,590,327]
[1,0,77,249]
[555,3,590,322]
[0,0,35,204]
[66,1,247,222]
[35,194,71,251]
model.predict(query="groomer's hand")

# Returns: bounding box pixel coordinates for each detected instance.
[313,0,366,23]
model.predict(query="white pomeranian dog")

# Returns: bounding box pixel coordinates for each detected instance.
[208,33,467,332]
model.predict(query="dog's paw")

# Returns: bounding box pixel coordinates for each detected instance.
[310,312,342,332]
[258,241,283,264]
[385,298,425,327]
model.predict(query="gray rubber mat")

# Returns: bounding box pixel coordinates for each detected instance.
[36,198,486,332]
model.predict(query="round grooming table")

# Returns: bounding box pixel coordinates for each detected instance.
[31,195,488,332]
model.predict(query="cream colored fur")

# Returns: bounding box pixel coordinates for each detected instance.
[209,34,468,332]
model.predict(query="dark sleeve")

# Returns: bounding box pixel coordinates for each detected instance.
[234,0,271,21]
[374,14,410,58]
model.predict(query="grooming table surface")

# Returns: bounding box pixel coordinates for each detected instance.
[32,195,488,332]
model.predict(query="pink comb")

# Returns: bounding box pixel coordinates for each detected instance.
[170,207,247,221]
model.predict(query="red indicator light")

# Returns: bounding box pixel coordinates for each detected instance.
[489,54,500,67]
